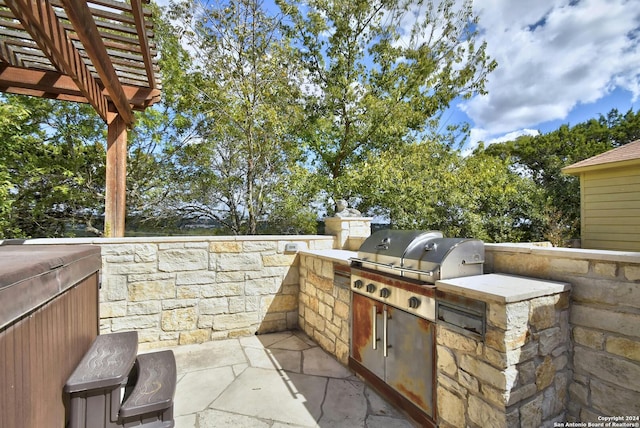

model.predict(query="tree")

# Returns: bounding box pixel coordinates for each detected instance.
[483,108,640,243]
[460,145,544,242]
[277,0,496,205]
[0,101,34,238]
[162,0,312,234]
[355,139,541,242]
[120,1,207,231]
[0,95,106,238]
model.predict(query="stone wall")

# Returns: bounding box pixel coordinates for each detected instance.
[297,250,352,364]
[324,217,372,250]
[485,244,640,423]
[436,284,571,428]
[19,236,334,349]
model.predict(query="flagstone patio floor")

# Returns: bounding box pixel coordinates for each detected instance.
[166,330,417,427]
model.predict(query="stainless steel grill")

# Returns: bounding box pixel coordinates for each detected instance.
[348,229,486,426]
[351,229,484,284]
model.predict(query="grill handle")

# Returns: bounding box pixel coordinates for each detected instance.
[396,266,434,276]
[350,258,435,276]
[372,305,378,350]
[461,259,485,265]
[383,308,389,357]
[350,258,397,270]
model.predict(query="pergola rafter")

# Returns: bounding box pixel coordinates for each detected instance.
[4,0,112,122]
[0,0,161,237]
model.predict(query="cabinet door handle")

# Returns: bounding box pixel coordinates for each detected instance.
[372,305,378,350]
[383,308,389,357]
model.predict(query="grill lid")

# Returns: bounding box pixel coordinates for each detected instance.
[403,237,485,282]
[354,229,443,270]
[351,229,484,283]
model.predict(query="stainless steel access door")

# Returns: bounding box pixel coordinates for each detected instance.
[385,306,435,417]
[351,293,435,418]
[351,292,385,380]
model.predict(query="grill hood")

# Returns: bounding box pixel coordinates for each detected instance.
[354,230,443,275]
[352,229,484,283]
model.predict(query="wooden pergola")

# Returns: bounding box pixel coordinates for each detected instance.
[0,0,161,237]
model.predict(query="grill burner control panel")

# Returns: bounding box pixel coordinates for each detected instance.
[351,268,436,321]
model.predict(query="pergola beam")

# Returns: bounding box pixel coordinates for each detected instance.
[4,0,113,123]
[1,0,160,237]
[60,0,134,125]
[0,63,161,108]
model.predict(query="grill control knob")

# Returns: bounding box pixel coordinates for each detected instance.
[353,279,363,289]
[408,297,421,309]
[366,283,376,293]
[380,288,391,298]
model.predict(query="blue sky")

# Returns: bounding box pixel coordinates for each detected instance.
[157,0,640,149]
[457,0,640,148]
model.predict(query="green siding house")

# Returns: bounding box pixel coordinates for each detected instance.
[562,140,640,251]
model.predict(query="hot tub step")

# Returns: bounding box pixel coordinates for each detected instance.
[119,350,177,427]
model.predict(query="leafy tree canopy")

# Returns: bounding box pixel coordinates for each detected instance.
[0,95,105,238]
[154,0,316,234]
[354,138,542,243]
[277,0,496,206]
[481,108,640,243]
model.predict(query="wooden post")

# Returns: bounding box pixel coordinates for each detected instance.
[105,114,127,237]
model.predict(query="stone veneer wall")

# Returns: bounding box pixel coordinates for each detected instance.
[297,251,352,365]
[17,236,334,349]
[485,244,640,423]
[436,290,571,428]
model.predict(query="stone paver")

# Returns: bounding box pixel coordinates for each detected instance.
[213,368,326,426]
[318,378,368,427]
[174,366,235,416]
[170,330,417,427]
[302,346,353,378]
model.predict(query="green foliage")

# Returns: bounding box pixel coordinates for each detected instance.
[158,0,311,234]
[0,95,105,238]
[261,164,320,234]
[482,108,640,242]
[354,139,541,242]
[0,102,32,238]
[277,0,496,205]
[4,0,637,243]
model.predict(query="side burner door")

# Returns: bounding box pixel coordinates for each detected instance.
[350,292,385,380]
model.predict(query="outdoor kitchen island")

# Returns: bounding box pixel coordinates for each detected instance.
[298,248,571,428]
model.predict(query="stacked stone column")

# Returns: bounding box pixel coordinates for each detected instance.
[324,216,372,250]
[436,275,571,428]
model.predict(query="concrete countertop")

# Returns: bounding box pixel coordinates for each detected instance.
[299,249,356,264]
[436,273,570,303]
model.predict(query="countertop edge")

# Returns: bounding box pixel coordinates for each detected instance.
[436,273,571,304]
[299,249,356,265]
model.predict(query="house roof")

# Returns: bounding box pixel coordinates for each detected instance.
[562,139,640,175]
[0,0,161,126]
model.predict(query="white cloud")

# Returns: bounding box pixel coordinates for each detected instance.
[461,0,640,141]
[485,128,539,145]
[152,0,171,9]
[463,128,539,154]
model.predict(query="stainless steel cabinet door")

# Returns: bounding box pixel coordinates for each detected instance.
[384,306,435,417]
[351,292,385,380]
